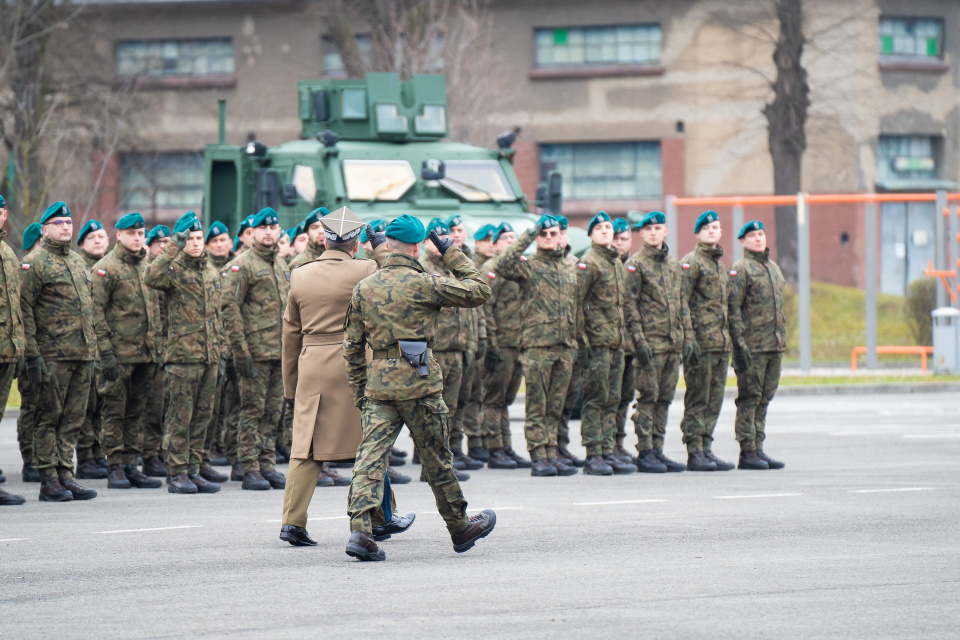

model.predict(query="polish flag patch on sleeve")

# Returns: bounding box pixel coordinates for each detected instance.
[681,263,690,270]
[487,271,496,279]
[231,265,240,272]
[729,270,738,277]
[96,269,106,277]
[519,255,528,262]
[577,262,587,270]
[20,263,30,270]
[627,265,636,272]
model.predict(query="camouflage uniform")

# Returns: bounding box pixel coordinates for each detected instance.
[16,245,41,467]
[496,227,581,461]
[558,249,581,449]
[77,249,105,463]
[679,242,731,454]
[221,241,289,474]
[139,251,167,465]
[576,242,635,457]
[344,245,490,535]
[20,238,97,479]
[456,248,487,452]
[728,248,786,451]
[626,243,692,452]
[91,243,161,466]
[0,228,25,440]
[204,252,235,468]
[616,253,636,450]
[145,241,223,476]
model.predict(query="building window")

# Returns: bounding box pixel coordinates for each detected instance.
[116,39,234,77]
[540,142,661,200]
[121,152,205,211]
[879,18,943,59]
[535,25,661,68]
[322,34,443,76]
[877,135,937,183]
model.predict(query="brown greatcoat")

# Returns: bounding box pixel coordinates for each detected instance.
[282,245,385,460]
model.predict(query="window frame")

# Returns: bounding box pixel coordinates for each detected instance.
[878,16,948,73]
[120,151,206,212]
[539,141,662,201]
[530,24,665,80]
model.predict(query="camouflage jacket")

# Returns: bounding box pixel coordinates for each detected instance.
[576,241,636,350]
[221,241,290,361]
[619,252,635,354]
[91,243,161,363]
[480,256,519,350]
[343,245,491,403]
[420,250,470,352]
[145,241,223,365]
[728,248,787,353]
[288,239,324,270]
[19,237,97,361]
[0,230,25,362]
[208,253,234,271]
[681,242,730,353]
[495,227,581,350]
[81,249,101,270]
[625,243,692,354]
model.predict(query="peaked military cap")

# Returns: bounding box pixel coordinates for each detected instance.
[303,207,329,228]
[555,216,569,230]
[115,212,146,230]
[587,211,612,236]
[738,219,764,239]
[205,220,230,243]
[146,225,171,245]
[640,211,666,228]
[251,207,279,228]
[473,224,496,242]
[40,201,71,224]
[22,222,42,252]
[321,206,365,242]
[385,214,425,244]
[694,210,720,234]
[445,214,464,229]
[427,217,451,237]
[77,219,104,245]
[238,214,256,233]
[0,193,5,207]
[613,217,630,235]
[493,222,514,242]
[173,215,202,234]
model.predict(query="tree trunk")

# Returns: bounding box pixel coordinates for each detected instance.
[325,0,367,78]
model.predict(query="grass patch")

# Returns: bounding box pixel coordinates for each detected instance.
[5,378,20,410]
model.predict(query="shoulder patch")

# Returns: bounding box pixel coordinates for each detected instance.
[519,255,528,262]
[96,269,107,277]
[21,263,29,270]
[729,270,738,277]
[627,265,636,272]
[487,271,496,279]
[231,265,240,272]
[681,263,690,270]
[221,272,227,277]
[577,262,587,270]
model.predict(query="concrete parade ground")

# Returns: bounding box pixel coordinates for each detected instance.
[1,391,958,639]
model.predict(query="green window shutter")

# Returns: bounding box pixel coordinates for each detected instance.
[881,35,894,54]
[553,28,568,45]
[927,37,938,57]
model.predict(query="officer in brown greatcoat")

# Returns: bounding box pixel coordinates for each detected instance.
[278,207,411,547]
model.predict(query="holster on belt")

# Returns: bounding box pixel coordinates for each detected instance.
[397,340,429,376]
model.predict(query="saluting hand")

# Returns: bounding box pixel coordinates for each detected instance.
[428,229,454,256]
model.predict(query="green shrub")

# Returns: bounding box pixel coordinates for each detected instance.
[904,278,936,346]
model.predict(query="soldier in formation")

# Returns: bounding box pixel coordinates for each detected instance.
[0,194,26,505]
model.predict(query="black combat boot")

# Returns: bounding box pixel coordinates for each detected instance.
[583,455,614,476]
[209,448,230,467]
[242,470,271,491]
[704,451,734,471]
[230,461,244,481]
[453,451,483,470]
[199,466,229,483]
[738,450,770,470]
[530,458,558,477]
[557,446,585,468]
[615,445,636,465]
[95,458,109,471]
[21,463,41,483]
[548,457,579,476]
[636,450,668,473]
[142,456,167,478]
[687,451,717,472]
[391,447,408,459]
[107,464,132,489]
[653,447,686,472]
[757,449,785,469]
[316,474,334,487]
[345,531,385,561]
[387,466,411,484]
[124,464,163,488]
[0,487,25,505]
[188,472,221,493]
[467,446,490,463]
[504,447,532,469]
[167,473,198,494]
[487,448,518,470]
[61,478,97,500]
[451,509,496,553]
[603,453,636,475]
[39,477,73,502]
[388,452,406,467]
[372,512,416,541]
[76,458,108,480]
[321,462,351,486]
[262,469,286,489]
[454,469,471,482]
[280,524,317,547]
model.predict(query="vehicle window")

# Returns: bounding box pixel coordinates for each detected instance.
[440,160,516,202]
[343,160,417,201]
[293,165,317,201]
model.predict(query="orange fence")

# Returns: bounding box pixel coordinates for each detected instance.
[851,346,933,372]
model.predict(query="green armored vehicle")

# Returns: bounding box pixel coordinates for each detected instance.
[203,72,586,252]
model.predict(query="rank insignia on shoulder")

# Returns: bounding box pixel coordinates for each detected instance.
[519,255,528,261]
[577,263,587,270]
[627,266,636,272]
[96,269,106,276]
[487,271,496,279]
[20,263,29,270]
[729,270,737,276]
[231,265,240,272]
[681,263,690,270]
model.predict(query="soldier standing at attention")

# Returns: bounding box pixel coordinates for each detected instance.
[497,216,581,477]
[626,212,689,473]
[145,214,224,494]
[728,221,786,470]
[680,211,734,472]
[200,221,233,478]
[20,202,99,502]
[612,217,636,462]
[16,223,43,484]
[343,214,495,561]
[91,213,163,490]
[221,207,289,491]
[556,215,586,469]
[288,208,328,269]
[0,194,27,505]
[576,212,636,476]
[146,225,171,259]
[235,214,256,254]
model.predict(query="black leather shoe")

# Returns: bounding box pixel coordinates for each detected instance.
[388,453,406,467]
[758,449,785,469]
[61,478,97,500]
[603,453,636,475]
[346,531,385,561]
[557,446,585,468]
[687,451,717,472]
[39,477,72,502]
[76,458,108,480]
[451,509,496,553]
[125,464,163,488]
[107,464,132,489]
[0,488,26,505]
[274,447,289,464]
[738,450,770,470]
[548,457,578,476]
[22,463,41,483]
[467,446,490,463]
[230,461,244,482]
[242,470,271,491]
[167,473,199,494]
[199,466,229,483]
[262,469,286,489]
[453,451,483,470]
[487,448,518,470]
[505,447,532,469]
[372,512,416,541]
[653,447,686,472]
[391,447,408,459]
[280,524,317,547]
[387,466,411,484]
[530,458,558,477]
[188,473,221,493]
[142,456,167,478]
[704,451,734,471]
[584,455,614,476]
[636,450,668,473]
[210,449,230,467]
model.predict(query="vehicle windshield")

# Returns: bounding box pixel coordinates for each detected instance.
[440,160,516,202]
[343,159,417,201]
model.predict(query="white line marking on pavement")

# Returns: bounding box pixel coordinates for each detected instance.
[0,538,28,542]
[264,516,349,523]
[94,525,201,534]
[573,500,667,506]
[852,487,935,494]
[714,493,801,500]
[469,507,523,511]
[902,434,960,439]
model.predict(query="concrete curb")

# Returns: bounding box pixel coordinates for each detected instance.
[750,382,960,397]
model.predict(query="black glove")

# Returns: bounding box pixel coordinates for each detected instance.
[236,355,258,378]
[101,351,120,382]
[225,357,237,382]
[476,338,487,363]
[428,230,454,256]
[14,357,24,379]
[366,224,386,250]
[529,222,543,238]
[636,344,653,368]
[484,347,502,372]
[218,357,226,381]
[734,344,753,372]
[682,340,701,367]
[577,344,593,369]
[172,230,190,249]
[25,355,47,385]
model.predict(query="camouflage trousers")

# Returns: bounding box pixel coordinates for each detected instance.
[0,362,15,425]
[284,453,394,529]
[559,357,582,448]
[35,361,93,479]
[348,394,469,535]
[220,373,241,462]
[519,346,574,461]
[456,352,485,450]
[162,363,217,475]
[680,351,729,453]
[139,366,165,460]
[277,397,294,451]
[580,348,625,457]
[77,366,104,462]
[734,351,782,451]
[16,373,37,465]
[433,350,464,450]
[616,354,636,448]
[99,362,156,465]
[201,372,224,469]
[481,347,522,450]
[237,360,283,473]
[633,351,682,452]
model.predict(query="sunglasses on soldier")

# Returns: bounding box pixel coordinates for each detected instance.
[539,229,560,238]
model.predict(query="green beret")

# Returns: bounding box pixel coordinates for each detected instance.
[385,214,425,244]
[538,214,559,229]
[493,222,514,242]
[115,212,145,231]
[252,207,279,228]
[445,214,464,229]
[146,225,171,245]
[174,211,198,230]
[77,219,104,246]
[613,217,629,235]
[233,236,242,252]
[426,217,451,237]
[473,224,496,242]
[285,227,298,243]
[40,201,71,224]
[303,207,329,228]
[738,220,764,239]
[587,211,612,236]
[640,211,666,228]
[556,216,569,230]
[694,210,720,234]
[238,215,256,233]
[360,218,386,243]
[0,194,5,207]
[173,215,202,234]
[205,221,230,243]
[22,223,42,252]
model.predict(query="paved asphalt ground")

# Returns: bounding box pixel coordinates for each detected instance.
[1,392,958,639]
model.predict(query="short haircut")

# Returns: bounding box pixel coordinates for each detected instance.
[387,238,419,255]
[326,237,358,253]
